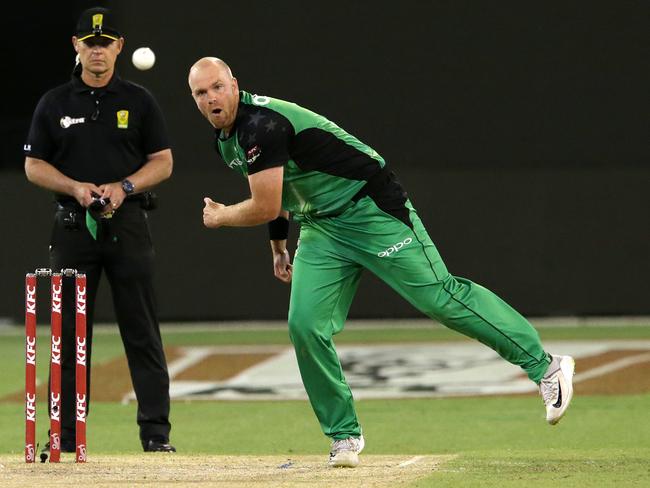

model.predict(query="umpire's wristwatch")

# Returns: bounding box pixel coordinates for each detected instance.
[121,178,135,195]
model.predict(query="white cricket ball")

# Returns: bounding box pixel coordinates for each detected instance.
[132,47,156,70]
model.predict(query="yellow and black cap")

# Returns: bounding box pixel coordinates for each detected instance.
[75,7,121,42]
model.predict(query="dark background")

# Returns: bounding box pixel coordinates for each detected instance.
[1,1,648,322]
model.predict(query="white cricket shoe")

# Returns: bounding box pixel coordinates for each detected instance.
[328,435,365,468]
[540,354,575,425]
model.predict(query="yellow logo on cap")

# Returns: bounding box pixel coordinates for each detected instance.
[116,110,129,129]
[92,14,104,29]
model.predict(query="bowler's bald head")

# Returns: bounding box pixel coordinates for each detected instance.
[189,57,233,84]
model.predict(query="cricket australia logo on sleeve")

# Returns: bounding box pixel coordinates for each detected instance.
[116,110,129,129]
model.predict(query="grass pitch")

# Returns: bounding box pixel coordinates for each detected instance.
[0,454,454,487]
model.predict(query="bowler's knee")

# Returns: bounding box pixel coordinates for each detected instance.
[288,312,328,353]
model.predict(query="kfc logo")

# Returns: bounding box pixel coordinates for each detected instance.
[76,393,87,423]
[51,335,61,365]
[26,393,36,422]
[26,285,36,315]
[52,283,62,314]
[76,337,87,366]
[76,285,86,315]
[26,336,36,365]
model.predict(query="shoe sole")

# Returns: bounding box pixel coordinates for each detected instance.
[328,451,360,468]
[328,435,364,468]
[548,355,575,425]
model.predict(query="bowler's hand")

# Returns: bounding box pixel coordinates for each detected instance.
[203,197,226,228]
[272,249,293,283]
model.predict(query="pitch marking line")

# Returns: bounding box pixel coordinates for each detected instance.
[398,455,425,467]
[574,352,650,383]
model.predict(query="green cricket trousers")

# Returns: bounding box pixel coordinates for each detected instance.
[288,196,551,440]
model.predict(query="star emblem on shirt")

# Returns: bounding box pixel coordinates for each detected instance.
[264,119,277,132]
[248,111,265,127]
[247,133,257,145]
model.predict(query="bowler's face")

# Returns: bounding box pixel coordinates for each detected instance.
[189,63,239,132]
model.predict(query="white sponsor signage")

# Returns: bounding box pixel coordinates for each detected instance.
[150,341,650,401]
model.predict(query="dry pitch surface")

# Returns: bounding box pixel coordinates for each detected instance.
[0,454,453,487]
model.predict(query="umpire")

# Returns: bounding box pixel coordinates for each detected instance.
[24,7,175,453]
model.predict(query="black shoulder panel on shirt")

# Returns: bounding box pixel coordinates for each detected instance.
[289,127,380,181]
[236,105,295,175]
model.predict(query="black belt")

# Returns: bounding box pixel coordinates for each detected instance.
[56,193,144,204]
[55,192,156,212]
[55,199,141,212]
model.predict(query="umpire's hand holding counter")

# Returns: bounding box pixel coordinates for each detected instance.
[98,181,127,210]
[72,182,103,208]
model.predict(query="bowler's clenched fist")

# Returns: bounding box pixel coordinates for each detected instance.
[203,197,226,228]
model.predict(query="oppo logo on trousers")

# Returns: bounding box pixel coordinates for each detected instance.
[378,237,413,257]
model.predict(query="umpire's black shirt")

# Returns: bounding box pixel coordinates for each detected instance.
[24,71,170,186]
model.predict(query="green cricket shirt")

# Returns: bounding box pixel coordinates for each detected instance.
[215,91,408,223]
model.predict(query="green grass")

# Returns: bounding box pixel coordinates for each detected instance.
[415,449,650,487]
[2,395,649,455]
[1,396,649,486]
[149,323,650,344]
[2,322,649,486]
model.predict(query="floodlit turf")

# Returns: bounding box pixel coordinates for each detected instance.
[1,396,649,486]
[1,395,649,455]
[1,322,649,486]
[139,323,650,344]
[413,449,650,487]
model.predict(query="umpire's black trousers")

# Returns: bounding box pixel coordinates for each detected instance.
[49,199,171,446]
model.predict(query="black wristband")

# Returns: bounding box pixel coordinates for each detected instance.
[268,216,289,240]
